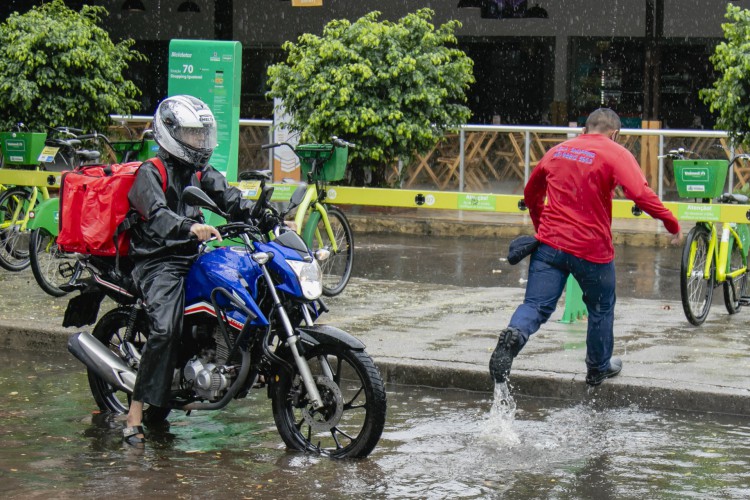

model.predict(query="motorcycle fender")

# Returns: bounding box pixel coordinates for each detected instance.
[28,197,60,233]
[296,324,366,351]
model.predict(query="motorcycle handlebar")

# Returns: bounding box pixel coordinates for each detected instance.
[192,222,262,249]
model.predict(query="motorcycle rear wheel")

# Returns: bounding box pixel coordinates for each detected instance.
[271,343,386,458]
[88,308,171,424]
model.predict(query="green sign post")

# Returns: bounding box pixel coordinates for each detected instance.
[167,39,242,182]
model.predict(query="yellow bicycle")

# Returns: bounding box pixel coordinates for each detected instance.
[0,127,107,276]
[260,138,355,296]
[670,149,750,325]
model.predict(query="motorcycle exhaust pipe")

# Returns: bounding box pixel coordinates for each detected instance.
[67,332,136,393]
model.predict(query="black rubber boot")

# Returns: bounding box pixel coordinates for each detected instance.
[489,327,521,383]
[585,357,623,386]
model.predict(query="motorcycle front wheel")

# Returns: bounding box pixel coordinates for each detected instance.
[271,343,386,458]
[88,308,171,424]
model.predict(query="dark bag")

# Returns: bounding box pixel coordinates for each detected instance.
[507,235,540,265]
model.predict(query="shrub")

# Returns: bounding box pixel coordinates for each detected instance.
[701,3,750,149]
[267,8,475,186]
[0,0,145,132]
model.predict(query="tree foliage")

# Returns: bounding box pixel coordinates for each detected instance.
[266,8,475,185]
[0,0,145,132]
[700,3,750,149]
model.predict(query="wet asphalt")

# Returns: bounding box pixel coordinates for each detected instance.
[0,209,748,416]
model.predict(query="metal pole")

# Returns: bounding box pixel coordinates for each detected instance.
[729,144,736,193]
[658,133,664,199]
[267,126,273,172]
[524,130,531,184]
[459,128,465,192]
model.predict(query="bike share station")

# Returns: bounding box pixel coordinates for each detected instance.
[3,38,750,322]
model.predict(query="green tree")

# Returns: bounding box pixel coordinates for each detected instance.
[701,3,750,149]
[266,8,475,186]
[0,0,145,132]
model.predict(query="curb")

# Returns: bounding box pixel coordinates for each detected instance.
[3,322,747,417]
[0,322,70,352]
[376,361,750,417]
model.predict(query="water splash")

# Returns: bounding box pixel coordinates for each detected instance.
[480,382,520,447]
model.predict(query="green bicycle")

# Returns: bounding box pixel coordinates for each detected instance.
[260,137,355,296]
[670,149,750,325]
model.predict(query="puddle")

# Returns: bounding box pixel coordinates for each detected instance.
[0,350,748,499]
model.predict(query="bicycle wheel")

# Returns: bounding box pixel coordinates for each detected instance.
[308,205,354,296]
[723,233,748,314]
[30,228,74,297]
[0,187,34,271]
[680,225,715,325]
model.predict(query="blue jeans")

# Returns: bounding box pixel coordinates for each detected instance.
[508,243,616,373]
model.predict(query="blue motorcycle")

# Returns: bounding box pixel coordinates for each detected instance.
[66,183,386,458]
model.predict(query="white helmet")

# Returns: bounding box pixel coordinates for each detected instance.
[153,95,217,168]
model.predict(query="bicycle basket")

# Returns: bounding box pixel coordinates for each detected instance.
[297,143,348,181]
[1,131,47,166]
[111,139,159,162]
[673,159,728,199]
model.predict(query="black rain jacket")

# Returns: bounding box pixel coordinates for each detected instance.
[127,150,255,258]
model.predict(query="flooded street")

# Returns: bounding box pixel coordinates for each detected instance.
[2,350,748,499]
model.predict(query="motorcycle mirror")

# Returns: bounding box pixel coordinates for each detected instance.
[251,184,275,220]
[283,184,307,216]
[182,186,229,218]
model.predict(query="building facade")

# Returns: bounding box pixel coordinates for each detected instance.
[4,0,749,128]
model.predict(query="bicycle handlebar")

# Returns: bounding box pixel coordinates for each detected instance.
[261,136,356,152]
[331,136,356,149]
[45,126,112,146]
[729,153,750,166]
[657,147,697,160]
[261,141,295,152]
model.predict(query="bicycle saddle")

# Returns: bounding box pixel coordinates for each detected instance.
[47,138,82,149]
[239,169,272,181]
[719,193,749,204]
[77,150,101,162]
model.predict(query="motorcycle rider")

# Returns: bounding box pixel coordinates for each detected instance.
[123,95,261,446]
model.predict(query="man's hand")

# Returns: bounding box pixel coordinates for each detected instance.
[670,231,684,246]
[190,223,222,242]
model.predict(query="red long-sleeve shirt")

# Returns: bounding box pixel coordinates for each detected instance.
[524,133,680,263]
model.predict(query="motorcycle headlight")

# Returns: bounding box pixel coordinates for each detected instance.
[287,259,323,300]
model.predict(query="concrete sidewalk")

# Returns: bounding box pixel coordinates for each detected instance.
[324,278,750,416]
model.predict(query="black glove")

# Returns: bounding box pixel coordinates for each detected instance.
[257,208,283,234]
